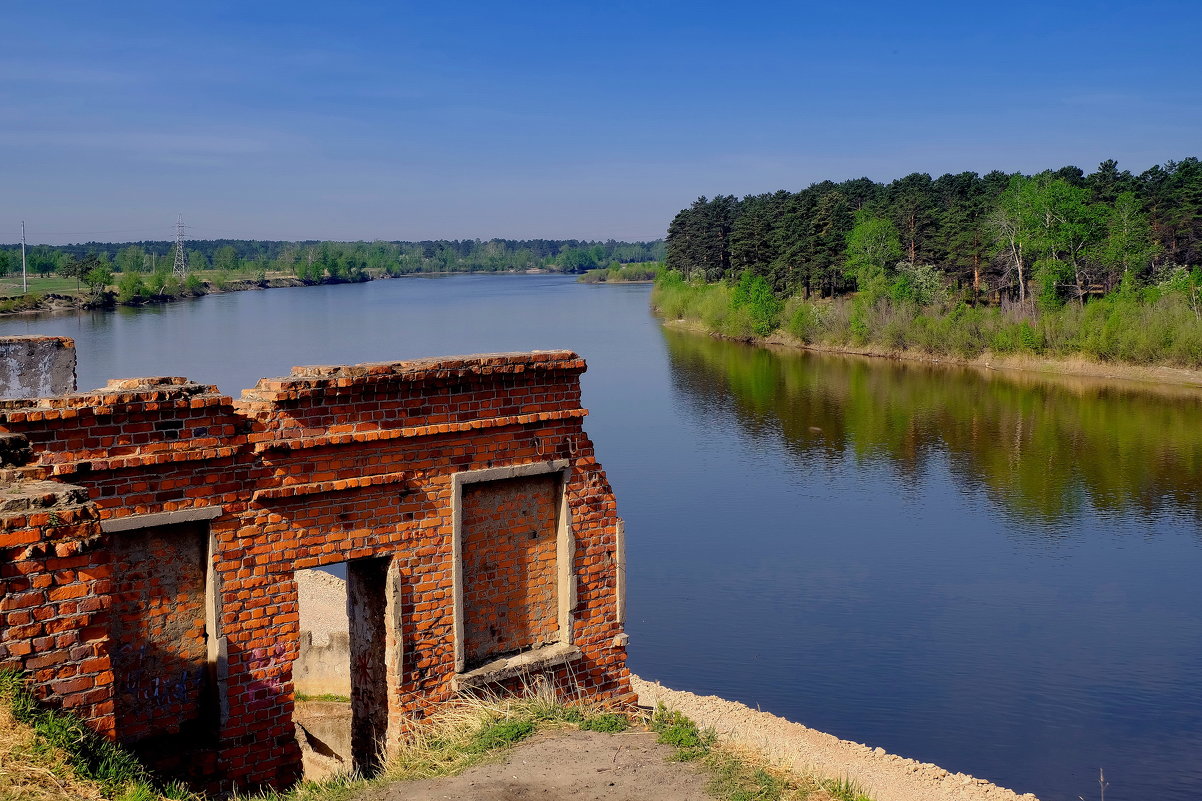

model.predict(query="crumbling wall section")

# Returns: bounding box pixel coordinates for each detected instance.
[0,480,114,734]
[0,336,76,399]
[0,351,631,792]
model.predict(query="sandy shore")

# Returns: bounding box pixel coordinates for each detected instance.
[631,676,1039,801]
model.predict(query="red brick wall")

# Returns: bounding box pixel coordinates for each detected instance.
[0,352,632,792]
[0,485,116,736]
[107,521,210,743]
[461,474,560,667]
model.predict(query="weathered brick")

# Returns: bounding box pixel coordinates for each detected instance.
[0,351,630,792]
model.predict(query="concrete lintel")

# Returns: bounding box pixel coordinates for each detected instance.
[452,643,583,692]
[100,505,222,533]
[454,459,570,486]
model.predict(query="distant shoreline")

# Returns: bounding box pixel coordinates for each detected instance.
[0,269,567,318]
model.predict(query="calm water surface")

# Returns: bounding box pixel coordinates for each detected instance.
[3,275,1201,801]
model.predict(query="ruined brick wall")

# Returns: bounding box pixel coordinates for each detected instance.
[0,351,631,792]
[107,521,211,743]
[461,474,560,668]
[0,481,114,734]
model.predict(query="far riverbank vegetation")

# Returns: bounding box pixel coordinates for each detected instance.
[578,261,663,283]
[0,238,664,313]
[656,157,1202,369]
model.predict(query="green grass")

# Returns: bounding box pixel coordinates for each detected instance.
[0,670,198,801]
[579,712,630,733]
[646,703,877,801]
[0,275,84,296]
[294,693,351,703]
[653,271,1202,370]
[649,705,715,761]
[467,719,535,753]
[706,749,791,801]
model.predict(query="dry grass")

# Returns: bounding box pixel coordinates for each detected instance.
[1,667,870,801]
[0,704,105,801]
[386,676,599,782]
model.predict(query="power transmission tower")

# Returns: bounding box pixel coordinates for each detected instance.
[172,214,189,279]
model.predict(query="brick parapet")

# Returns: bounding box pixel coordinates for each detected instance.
[0,482,114,734]
[0,351,630,792]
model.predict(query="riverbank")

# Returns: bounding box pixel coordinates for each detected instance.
[0,274,321,316]
[653,274,1202,388]
[665,317,1202,390]
[632,678,1038,801]
[0,270,563,318]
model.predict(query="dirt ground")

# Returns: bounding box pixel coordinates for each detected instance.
[369,729,712,801]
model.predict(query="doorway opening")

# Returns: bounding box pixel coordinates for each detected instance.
[294,556,392,780]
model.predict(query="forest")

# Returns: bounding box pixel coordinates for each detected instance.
[657,158,1202,367]
[665,158,1201,298]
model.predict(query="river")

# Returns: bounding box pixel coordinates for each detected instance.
[3,274,1200,801]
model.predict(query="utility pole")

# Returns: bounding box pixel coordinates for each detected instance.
[20,221,27,294]
[172,214,189,279]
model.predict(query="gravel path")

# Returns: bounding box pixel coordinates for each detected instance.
[631,676,1040,801]
[369,729,712,801]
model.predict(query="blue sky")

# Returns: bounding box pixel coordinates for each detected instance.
[3,0,1199,244]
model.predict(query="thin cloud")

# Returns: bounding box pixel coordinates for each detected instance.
[0,127,307,163]
[0,60,137,87]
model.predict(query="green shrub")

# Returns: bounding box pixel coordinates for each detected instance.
[650,705,713,761]
[784,298,821,343]
[117,273,148,303]
[731,271,783,337]
[1018,320,1042,351]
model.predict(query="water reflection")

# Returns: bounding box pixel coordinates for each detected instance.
[664,327,1202,529]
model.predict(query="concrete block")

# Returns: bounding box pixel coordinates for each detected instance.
[0,336,76,399]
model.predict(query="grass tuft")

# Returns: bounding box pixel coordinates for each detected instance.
[649,705,715,761]
[468,719,535,753]
[579,713,630,733]
[294,694,351,704]
[821,776,874,801]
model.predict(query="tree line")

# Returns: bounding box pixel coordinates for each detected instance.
[0,238,665,283]
[664,157,1202,303]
